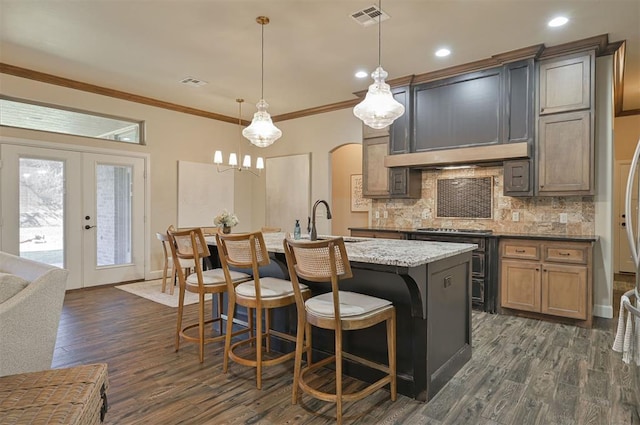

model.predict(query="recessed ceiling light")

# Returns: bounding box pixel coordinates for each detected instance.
[355,70,368,78]
[435,48,451,57]
[548,16,568,27]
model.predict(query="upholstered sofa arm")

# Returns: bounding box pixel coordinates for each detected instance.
[0,252,68,377]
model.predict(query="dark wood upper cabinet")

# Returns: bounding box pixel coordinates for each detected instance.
[412,68,503,153]
[389,85,411,154]
[503,59,534,144]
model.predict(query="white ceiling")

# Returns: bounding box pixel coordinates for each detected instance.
[1,0,639,120]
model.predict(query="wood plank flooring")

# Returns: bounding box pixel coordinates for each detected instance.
[53,285,640,425]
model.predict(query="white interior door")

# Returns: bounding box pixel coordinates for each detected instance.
[617,161,637,273]
[0,144,145,288]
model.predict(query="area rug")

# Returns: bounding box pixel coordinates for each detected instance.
[115,279,211,308]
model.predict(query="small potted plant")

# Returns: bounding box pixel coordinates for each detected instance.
[214,210,239,234]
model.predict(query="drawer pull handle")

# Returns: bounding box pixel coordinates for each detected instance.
[558,252,571,256]
[444,275,452,288]
[515,249,526,253]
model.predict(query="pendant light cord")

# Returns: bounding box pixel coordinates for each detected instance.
[378,0,382,68]
[261,21,265,99]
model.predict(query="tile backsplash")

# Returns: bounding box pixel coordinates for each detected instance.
[371,166,595,235]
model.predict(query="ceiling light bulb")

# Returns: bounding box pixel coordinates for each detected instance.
[548,16,568,27]
[435,48,451,57]
[355,71,368,78]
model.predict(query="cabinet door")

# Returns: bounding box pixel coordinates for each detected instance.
[539,52,592,115]
[413,68,502,152]
[541,263,587,319]
[500,259,541,312]
[538,110,592,195]
[362,136,390,197]
[503,59,534,144]
[390,85,411,154]
[503,160,532,196]
[389,167,421,198]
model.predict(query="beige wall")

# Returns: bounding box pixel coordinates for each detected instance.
[249,109,362,236]
[0,73,265,276]
[0,74,363,277]
[331,143,368,236]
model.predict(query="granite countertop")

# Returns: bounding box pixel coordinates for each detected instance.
[206,232,476,268]
[348,227,599,242]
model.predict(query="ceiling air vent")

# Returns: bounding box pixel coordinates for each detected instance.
[179,76,208,87]
[350,5,390,27]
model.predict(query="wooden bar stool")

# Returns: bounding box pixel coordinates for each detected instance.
[216,230,311,389]
[167,227,251,363]
[156,227,194,295]
[283,236,396,424]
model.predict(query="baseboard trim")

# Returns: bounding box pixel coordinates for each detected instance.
[593,304,613,319]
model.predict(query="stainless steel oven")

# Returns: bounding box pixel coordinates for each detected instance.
[411,229,498,313]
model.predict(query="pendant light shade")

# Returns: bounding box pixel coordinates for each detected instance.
[353,66,405,129]
[353,0,404,129]
[242,99,282,147]
[243,16,282,148]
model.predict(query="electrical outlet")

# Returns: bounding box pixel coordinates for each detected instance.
[512,212,520,222]
[383,210,388,219]
[560,213,568,223]
[375,211,380,219]
[421,209,428,220]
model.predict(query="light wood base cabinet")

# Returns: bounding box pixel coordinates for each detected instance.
[499,238,593,327]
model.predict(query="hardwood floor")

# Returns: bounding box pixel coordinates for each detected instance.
[53,286,640,425]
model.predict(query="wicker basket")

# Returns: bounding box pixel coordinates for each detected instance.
[0,363,108,425]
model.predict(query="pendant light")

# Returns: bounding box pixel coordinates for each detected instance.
[353,0,405,129]
[214,99,264,176]
[242,16,282,148]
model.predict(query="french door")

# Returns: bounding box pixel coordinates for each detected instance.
[0,144,145,289]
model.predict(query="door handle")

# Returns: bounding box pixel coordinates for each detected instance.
[84,225,96,230]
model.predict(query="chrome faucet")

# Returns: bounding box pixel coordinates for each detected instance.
[310,199,332,241]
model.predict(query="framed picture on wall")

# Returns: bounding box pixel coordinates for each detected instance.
[351,174,370,212]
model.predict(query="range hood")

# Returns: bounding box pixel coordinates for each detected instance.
[384,142,529,169]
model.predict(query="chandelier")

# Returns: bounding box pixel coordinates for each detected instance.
[242,16,282,148]
[214,99,264,176]
[353,0,405,129]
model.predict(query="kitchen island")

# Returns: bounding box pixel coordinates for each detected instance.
[207,233,476,402]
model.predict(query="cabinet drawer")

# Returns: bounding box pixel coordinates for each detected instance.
[350,230,404,240]
[502,242,540,260]
[543,244,587,264]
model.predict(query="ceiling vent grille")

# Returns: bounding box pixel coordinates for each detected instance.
[179,77,208,87]
[350,5,390,27]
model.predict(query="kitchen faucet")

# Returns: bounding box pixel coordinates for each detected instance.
[310,199,332,241]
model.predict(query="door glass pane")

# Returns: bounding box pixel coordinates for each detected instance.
[19,158,65,267]
[96,164,133,266]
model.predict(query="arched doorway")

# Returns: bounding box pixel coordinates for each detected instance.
[330,143,368,236]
